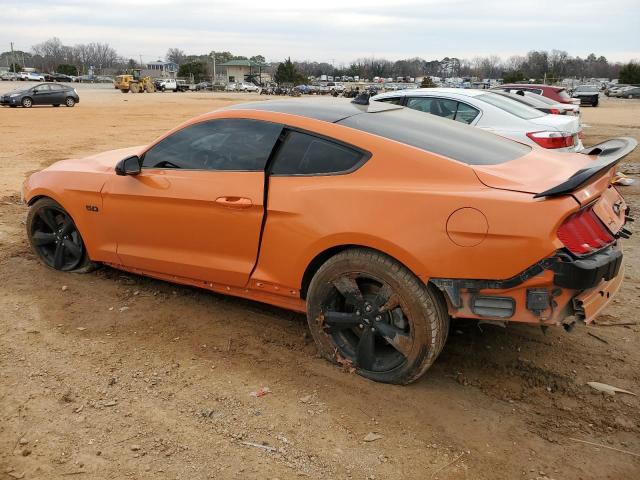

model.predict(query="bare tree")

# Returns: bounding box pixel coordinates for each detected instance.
[166,48,186,65]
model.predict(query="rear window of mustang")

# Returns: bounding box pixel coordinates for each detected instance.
[339,107,531,165]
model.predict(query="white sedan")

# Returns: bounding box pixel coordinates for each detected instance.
[372,88,583,152]
[237,82,260,92]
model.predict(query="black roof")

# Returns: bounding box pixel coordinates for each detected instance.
[227,99,531,165]
[225,98,401,123]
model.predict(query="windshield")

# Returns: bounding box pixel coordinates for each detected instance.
[576,86,598,92]
[476,93,544,119]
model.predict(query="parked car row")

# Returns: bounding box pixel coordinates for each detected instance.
[607,85,640,98]
[492,89,580,116]
[0,71,116,83]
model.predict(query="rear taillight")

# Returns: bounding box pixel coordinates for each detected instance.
[526,131,575,149]
[549,108,563,115]
[557,207,614,255]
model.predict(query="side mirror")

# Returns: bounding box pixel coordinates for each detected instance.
[115,155,141,176]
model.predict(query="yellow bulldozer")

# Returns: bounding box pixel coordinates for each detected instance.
[114,69,155,93]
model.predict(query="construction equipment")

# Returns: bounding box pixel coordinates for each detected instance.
[114,69,156,93]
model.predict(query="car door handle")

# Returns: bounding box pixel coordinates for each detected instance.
[215,196,253,208]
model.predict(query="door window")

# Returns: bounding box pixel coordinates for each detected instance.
[435,99,458,119]
[49,84,64,91]
[406,97,435,113]
[406,97,479,124]
[33,84,50,93]
[142,119,282,171]
[271,131,367,175]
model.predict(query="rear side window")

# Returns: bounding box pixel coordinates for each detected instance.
[271,131,367,175]
[454,102,480,124]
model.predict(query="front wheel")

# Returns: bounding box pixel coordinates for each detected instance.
[21,97,33,108]
[27,198,95,272]
[306,249,449,384]
[65,97,76,107]
[628,94,633,99]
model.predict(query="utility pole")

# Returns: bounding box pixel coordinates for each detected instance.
[139,54,143,68]
[211,51,216,87]
[10,42,16,73]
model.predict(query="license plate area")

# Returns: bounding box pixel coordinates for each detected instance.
[592,186,626,234]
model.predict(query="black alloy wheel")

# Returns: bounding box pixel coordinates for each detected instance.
[306,249,449,384]
[27,199,87,271]
[321,274,412,372]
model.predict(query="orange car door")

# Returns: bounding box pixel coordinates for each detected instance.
[101,119,282,287]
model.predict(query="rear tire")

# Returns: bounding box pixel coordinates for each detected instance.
[27,198,97,273]
[64,97,75,107]
[628,94,633,99]
[306,248,449,384]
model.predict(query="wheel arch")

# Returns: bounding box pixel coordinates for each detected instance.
[25,188,65,207]
[300,243,428,300]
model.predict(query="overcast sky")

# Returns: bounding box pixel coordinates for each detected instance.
[2,0,639,64]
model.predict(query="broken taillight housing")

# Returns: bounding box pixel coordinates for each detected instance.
[557,207,614,255]
[527,131,575,149]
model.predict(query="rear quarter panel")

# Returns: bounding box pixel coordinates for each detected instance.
[233,112,578,291]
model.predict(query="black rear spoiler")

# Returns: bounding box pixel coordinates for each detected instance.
[534,137,637,198]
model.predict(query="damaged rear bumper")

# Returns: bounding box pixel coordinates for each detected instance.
[431,244,625,326]
[573,263,624,323]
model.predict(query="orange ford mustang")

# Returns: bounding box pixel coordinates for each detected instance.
[23,99,636,384]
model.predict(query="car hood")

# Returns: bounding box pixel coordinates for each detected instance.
[46,145,145,173]
[472,148,597,195]
[3,88,29,95]
[527,114,580,134]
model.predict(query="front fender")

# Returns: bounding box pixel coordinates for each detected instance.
[22,170,119,263]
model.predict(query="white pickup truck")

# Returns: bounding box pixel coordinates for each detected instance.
[156,79,189,92]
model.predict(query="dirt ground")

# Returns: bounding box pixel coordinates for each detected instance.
[1,83,639,480]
